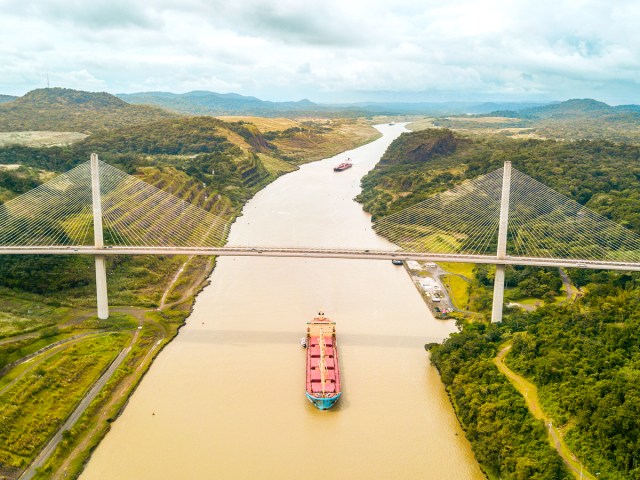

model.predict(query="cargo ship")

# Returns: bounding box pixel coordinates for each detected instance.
[333,159,352,172]
[305,312,341,410]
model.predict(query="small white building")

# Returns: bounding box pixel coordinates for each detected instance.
[407,261,422,271]
[420,277,437,288]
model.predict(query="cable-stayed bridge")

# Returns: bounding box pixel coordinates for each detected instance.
[1,154,640,322]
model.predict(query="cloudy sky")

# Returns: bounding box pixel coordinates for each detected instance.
[1,0,639,104]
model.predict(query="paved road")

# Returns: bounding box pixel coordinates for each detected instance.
[558,267,580,302]
[0,334,100,397]
[159,256,192,309]
[0,330,43,347]
[0,310,96,347]
[1,246,639,272]
[19,327,140,480]
[0,333,97,378]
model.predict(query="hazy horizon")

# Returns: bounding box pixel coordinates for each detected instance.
[2,0,639,104]
[4,87,633,109]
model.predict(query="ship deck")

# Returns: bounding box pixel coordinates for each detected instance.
[306,319,340,396]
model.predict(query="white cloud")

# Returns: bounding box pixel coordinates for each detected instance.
[0,0,639,102]
[51,69,107,90]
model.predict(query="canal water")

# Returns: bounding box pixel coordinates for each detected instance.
[81,124,484,479]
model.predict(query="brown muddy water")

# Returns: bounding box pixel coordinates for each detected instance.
[80,124,484,479]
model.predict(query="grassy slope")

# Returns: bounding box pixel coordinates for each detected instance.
[442,274,471,310]
[0,328,132,470]
[216,116,300,132]
[267,119,381,163]
[439,262,475,279]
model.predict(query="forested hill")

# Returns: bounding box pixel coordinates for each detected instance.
[80,116,271,156]
[0,88,176,133]
[358,128,640,479]
[375,128,458,166]
[0,95,17,104]
[0,116,280,194]
[358,128,640,230]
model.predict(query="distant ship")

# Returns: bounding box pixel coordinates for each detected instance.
[305,312,341,410]
[333,159,353,172]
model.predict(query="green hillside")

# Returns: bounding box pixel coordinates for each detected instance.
[80,116,271,155]
[0,88,176,133]
[358,128,640,228]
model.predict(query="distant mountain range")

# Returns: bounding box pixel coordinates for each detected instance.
[0,94,17,104]
[0,87,564,124]
[117,90,554,116]
[2,88,640,136]
[340,101,551,116]
[116,91,329,117]
[117,91,640,124]
[487,98,640,120]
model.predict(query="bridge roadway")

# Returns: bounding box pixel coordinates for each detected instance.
[1,246,639,272]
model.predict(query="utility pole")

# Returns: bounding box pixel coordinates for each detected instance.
[91,153,109,319]
[491,161,511,323]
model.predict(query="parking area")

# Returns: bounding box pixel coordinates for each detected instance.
[404,261,454,318]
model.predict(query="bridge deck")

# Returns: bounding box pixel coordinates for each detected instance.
[1,246,638,272]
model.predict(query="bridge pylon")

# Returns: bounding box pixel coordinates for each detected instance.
[91,153,109,320]
[491,161,511,323]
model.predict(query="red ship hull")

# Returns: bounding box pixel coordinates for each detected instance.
[333,162,352,172]
[305,314,341,410]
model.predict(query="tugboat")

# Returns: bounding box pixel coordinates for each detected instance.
[333,158,353,172]
[305,312,341,410]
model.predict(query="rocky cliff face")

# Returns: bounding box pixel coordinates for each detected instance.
[380,128,457,165]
